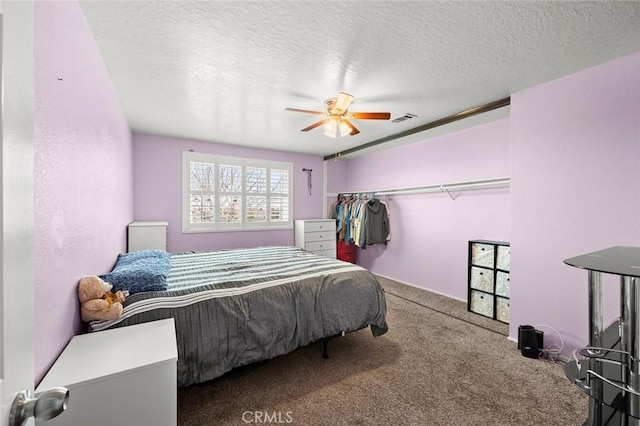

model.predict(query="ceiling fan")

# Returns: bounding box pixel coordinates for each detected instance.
[285,92,391,138]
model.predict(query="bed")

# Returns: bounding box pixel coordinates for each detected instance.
[91,245,388,386]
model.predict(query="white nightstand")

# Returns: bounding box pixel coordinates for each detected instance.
[128,221,168,252]
[36,319,178,426]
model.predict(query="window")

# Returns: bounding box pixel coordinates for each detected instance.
[183,151,293,232]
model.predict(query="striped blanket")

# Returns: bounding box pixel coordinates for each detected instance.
[91,246,388,386]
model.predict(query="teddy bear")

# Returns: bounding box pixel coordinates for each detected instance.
[77,275,127,322]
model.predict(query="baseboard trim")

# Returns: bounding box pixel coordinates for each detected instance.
[377,275,572,364]
[507,336,570,363]
[373,273,467,303]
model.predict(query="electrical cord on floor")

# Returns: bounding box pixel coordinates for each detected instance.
[535,324,564,363]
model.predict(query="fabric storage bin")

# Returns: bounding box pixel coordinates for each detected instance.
[496,297,510,323]
[495,271,510,297]
[471,243,495,268]
[470,266,494,293]
[469,290,494,318]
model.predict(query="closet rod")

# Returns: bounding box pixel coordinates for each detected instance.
[329,176,510,197]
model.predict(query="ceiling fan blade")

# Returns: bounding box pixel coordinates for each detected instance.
[350,112,391,120]
[301,119,329,132]
[285,108,325,115]
[335,92,354,112]
[342,120,360,136]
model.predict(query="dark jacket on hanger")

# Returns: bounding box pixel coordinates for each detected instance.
[365,199,389,245]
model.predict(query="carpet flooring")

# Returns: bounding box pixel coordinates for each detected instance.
[177,277,588,425]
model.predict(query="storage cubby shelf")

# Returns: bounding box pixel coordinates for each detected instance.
[467,240,510,323]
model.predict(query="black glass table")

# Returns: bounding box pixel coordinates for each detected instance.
[564,247,640,426]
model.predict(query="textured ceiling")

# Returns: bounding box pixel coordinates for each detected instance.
[79,1,640,158]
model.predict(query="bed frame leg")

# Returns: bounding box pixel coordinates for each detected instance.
[322,338,329,359]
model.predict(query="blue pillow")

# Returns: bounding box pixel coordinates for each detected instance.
[114,249,167,266]
[100,251,171,295]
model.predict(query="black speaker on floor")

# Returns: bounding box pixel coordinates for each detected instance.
[518,325,543,359]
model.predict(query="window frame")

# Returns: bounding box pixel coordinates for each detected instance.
[182,151,293,233]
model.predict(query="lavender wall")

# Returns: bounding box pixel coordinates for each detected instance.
[326,157,348,194]
[33,1,133,384]
[510,51,640,356]
[132,133,324,251]
[335,119,511,301]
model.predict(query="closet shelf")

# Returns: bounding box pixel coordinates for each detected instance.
[328,176,510,198]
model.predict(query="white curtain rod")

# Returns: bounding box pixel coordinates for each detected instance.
[328,176,510,197]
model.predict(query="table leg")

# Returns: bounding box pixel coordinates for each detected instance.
[589,270,603,426]
[629,277,640,425]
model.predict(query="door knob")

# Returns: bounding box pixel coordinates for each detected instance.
[9,387,69,426]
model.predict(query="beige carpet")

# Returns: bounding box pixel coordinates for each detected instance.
[178,278,587,425]
[376,275,510,336]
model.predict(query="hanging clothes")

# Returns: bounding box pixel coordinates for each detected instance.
[328,196,345,234]
[329,194,390,249]
[364,199,390,245]
[380,200,391,242]
[351,199,364,246]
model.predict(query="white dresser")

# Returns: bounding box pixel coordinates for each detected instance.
[36,319,178,426]
[128,221,168,252]
[294,219,337,258]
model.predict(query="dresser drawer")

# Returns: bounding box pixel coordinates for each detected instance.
[301,220,334,233]
[313,248,337,259]
[306,240,334,252]
[304,231,333,243]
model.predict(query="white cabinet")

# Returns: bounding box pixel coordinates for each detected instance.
[128,221,168,252]
[294,219,337,258]
[36,319,178,426]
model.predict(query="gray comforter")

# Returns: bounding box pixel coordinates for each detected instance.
[91,246,388,386]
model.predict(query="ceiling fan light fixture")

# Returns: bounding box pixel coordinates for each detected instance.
[339,120,351,137]
[323,118,338,138]
[286,92,389,138]
[323,118,351,138]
